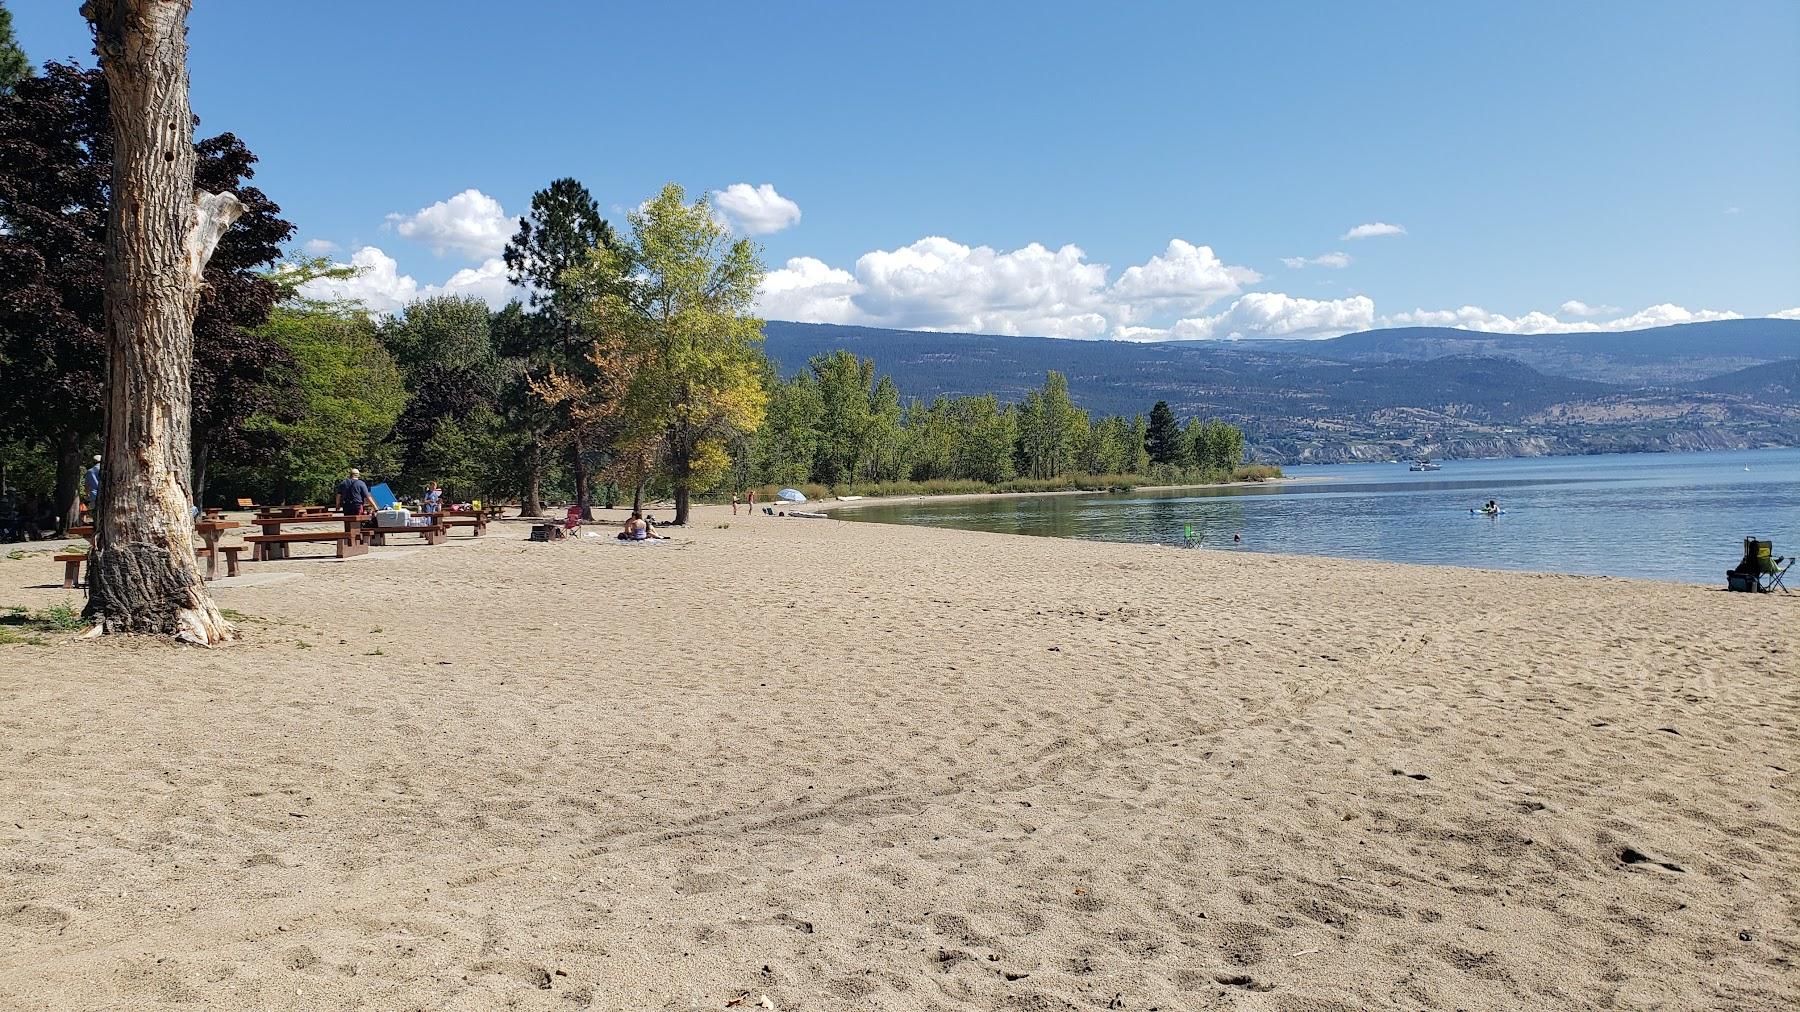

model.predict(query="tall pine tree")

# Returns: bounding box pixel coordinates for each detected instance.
[1145,400,1183,465]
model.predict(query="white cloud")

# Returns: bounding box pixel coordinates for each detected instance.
[851,237,1113,338]
[758,256,862,325]
[301,238,340,255]
[1724,206,1742,215]
[1170,293,1377,340]
[296,247,416,314]
[755,235,1260,340]
[1341,222,1406,240]
[1107,239,1260,320]
[1280,251,1352,270]
[713,183,802,235]
[752,230,1783,342]
[386,189,514,260]
[1557,299,1620,318]
[1771,307,1800,320]
[1383,302,1744,334]
[295,246,521,314]
[430,257,517,307]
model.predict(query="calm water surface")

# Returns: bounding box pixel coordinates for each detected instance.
[842,448,1800,583]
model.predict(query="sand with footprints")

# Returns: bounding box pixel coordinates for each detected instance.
[1,506,1795,1009]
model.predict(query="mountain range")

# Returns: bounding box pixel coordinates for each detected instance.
[759,319,1800,463]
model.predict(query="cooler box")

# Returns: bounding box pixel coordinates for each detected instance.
[376,507,411,527]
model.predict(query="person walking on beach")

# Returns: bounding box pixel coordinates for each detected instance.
[731,491,740,515]
[746,488,756,516]
[335,467,374,517]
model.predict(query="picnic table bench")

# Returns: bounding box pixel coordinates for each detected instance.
[435,508,490,537]
[364,517,446,547]
[245,513,368,560]
[68,518,246,581]
[194,544,245,578]
[55,552,86,589]
[245,529,369,560]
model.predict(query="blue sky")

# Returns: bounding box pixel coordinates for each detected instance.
[14,1,1799,338]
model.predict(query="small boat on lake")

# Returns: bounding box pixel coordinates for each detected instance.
[1409,458,1442,471]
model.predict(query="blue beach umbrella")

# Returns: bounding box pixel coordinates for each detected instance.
[776,488,807,503]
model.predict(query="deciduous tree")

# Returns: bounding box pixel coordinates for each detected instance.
[582,183,766,525]
[81,0,240,641]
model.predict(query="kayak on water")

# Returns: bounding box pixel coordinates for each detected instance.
[1469,508,1507,516]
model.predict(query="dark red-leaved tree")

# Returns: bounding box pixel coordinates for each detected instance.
[0,62,292,526]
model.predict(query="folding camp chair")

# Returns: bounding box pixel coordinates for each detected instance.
[1727,538,1792,594]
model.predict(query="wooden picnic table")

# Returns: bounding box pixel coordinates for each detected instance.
[255,505,334,519]
[194,519,242,580]
[67,518,245,581]
[248,512,367,560]
[433,507,491,537]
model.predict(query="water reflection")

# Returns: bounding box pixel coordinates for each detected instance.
[841,448,1800,583]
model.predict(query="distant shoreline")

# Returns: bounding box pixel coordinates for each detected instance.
[811,475,1323,513]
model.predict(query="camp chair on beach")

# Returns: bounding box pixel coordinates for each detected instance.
[1726,538,1791,594]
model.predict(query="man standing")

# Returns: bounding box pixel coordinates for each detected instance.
[83,454,101,503]
[335,467,374,517]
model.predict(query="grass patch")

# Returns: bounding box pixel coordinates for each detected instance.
[1232,463,1283,482]
[219,607,256,623]
[0,601,88,644]
[294,640,313,650]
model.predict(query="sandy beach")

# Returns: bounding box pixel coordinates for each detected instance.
[0,508,1795,1010]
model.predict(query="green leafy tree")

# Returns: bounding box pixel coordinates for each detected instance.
[954,395,1017,483]
[808,350,873,485]
[1089,415,1131,474]
[861,375,906,483]
[1016,371,1085,479]
[1192,419,1246,475]
[245,305,407,503]
[754,373,824,487]
[576,182,767,524]
[1127,414,1151,473]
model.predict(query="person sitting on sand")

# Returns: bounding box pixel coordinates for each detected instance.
[617,512,661,541]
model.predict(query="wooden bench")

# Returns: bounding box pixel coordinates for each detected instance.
[438,514,487,537]
[245,531,368,560]
[195,544,245,578]
[236,498,257,509]
[55,553,86,589]
[365,521,445,547]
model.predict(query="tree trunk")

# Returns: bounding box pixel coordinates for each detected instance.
[520,440,543,517]
[191,438,210,509]
[570,437,591,521]
[671,443,691,526]
[631,480,644,515]
[52,430,82,536]
[82,0,242,644]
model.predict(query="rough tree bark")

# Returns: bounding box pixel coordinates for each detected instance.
[570,439,591,521]
[520,441,543,517]
[52,431,82,535]
[82,0,241,644]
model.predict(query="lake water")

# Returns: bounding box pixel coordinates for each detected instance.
[840,448,1800,584]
